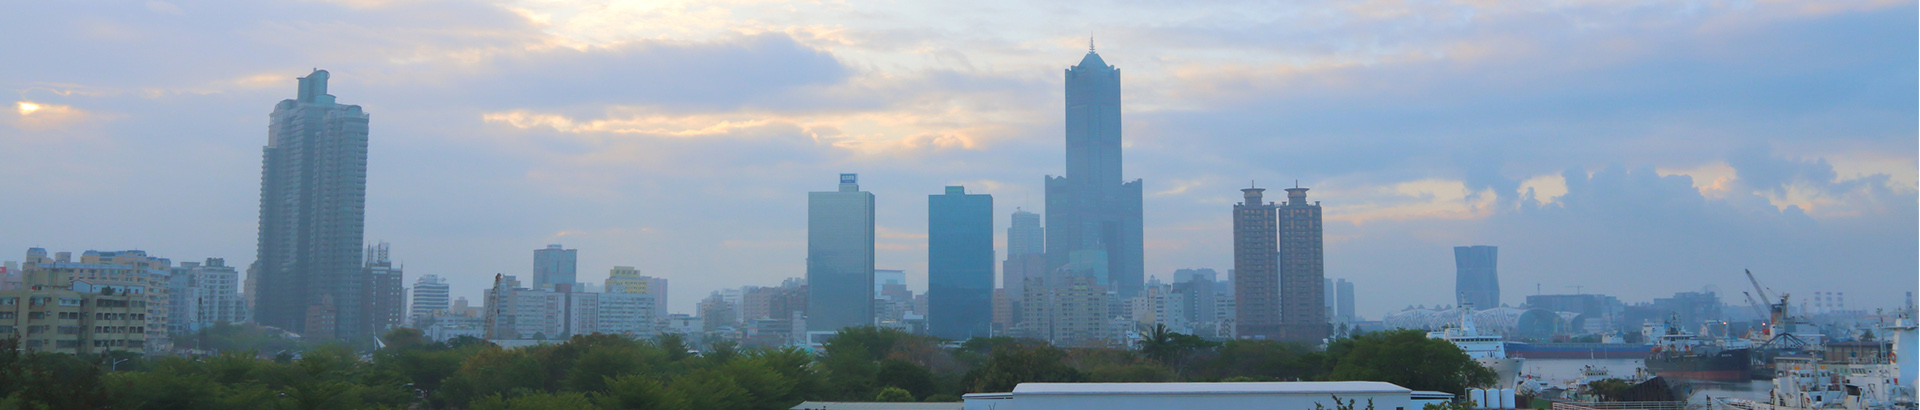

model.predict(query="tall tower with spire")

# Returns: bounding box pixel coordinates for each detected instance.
[1044,44,1145,298]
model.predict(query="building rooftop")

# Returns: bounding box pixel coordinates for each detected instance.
[1011,381,1411,395]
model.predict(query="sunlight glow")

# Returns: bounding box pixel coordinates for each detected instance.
[17,102,42,116]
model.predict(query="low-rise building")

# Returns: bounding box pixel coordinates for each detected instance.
[2,265,151,354]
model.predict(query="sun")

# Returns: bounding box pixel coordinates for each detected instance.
[16,102,41,116]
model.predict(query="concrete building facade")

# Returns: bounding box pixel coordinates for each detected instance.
[1278,187,1328,343]
[533,244,577,291]
[168,258,248,335]
[1233,187,1280,340]
[410,274,450,327]
[1,266,152,355]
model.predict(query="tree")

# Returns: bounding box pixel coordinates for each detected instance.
[671,370,751,410]
[595,375,684,410]
[875,359,936,400]
[874,387,914,402]
[1189,340,1323,381]
[380,328,430,351]
[963,343,1084,393]
[1322,329,1496,393]
[473,392,598,410]
[1138,324,1219,372]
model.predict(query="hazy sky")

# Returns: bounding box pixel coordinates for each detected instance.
[3,0,1914,318]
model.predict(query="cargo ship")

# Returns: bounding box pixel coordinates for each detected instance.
[1643,318,1753,382]
[1504,342,1654,360]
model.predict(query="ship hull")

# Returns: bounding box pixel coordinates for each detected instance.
[1505,343,1654,360]
[1478,357,1525,388]
[1646,348,1751,383]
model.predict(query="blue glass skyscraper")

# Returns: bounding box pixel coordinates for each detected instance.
[1454,245,1499,308]
[928,186,993,340]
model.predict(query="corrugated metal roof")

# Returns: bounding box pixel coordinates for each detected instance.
[788,401,963,410]
[1012,381,1411,395]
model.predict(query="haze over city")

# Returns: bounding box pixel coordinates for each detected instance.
[2,0,1914,319]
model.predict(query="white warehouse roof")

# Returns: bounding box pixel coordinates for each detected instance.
[1011,381,1411,395]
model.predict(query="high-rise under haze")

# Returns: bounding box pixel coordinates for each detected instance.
[1278,187,1326,343]
[1454,245,1499,308]
[533,244,577,290]
[928,186,993,340]
[364,242,406,334]
[410,274,450,326]
[1001,209,1045,326]
[1233,187,1280,340]
[1045,45,1145,298]
[253,69,371,339]
[807,174,876,333]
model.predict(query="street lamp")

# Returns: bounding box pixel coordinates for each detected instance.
[111,358,129,372]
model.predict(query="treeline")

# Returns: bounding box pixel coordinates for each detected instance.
[0,326,1493,410]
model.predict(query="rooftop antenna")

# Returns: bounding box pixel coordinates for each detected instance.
[1089,37,1095,52]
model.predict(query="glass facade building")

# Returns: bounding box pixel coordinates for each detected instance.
[928,186,993,340]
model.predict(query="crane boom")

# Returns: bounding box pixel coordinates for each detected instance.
[1743,291,1769,319]
[1744,269,1773,303]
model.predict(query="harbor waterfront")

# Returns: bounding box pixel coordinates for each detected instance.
[1523,358,1778,403]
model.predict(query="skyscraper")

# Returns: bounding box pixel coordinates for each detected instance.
[1279,186,1327,343]
[1045,45,1145,298]
[1454,245,1499,308]
[410,274,450,326]
[168,258,249,334]
[606,266,669,321]
[1336,278,1355,322]
[534,244,577,290]
[807,173,875,332]
[1233,187,1280,340]
[364,242,405,334]
[928,185,993,340]
[254,69,371,339]
[1001,209,1045,328]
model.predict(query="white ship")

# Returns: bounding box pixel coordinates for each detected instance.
[1710,314,1917,410]
[1432,304,1525,389]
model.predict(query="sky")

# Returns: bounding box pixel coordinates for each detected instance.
[1,0,1914,318]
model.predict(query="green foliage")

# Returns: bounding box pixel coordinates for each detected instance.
[672,369,752,410]
[595,374,683,410]
[0,322,1526,409]
[962,342,1084,393]
[875,359,936,399]
[1189,340,1324,381]
[874,387,914,402]
[1139,324,1220,371]
[1584,378,1633,402]
[1426,400,1478,410]
[1323,329,1497,393]
[473,392,598,410]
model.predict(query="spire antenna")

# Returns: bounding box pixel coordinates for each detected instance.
[1089,36,1095,52]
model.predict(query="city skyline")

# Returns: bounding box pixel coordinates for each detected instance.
[2,1,1915,318]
